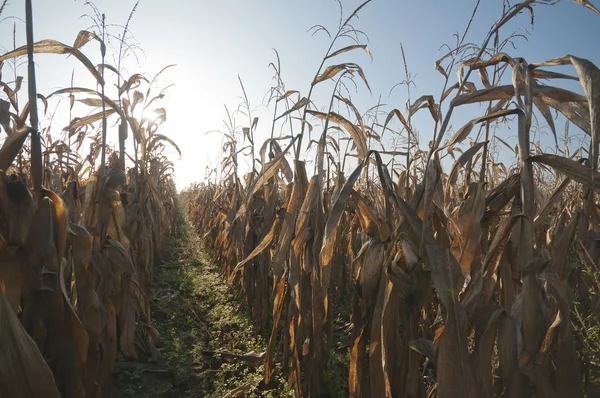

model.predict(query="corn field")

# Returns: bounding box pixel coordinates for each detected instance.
[1,0,600,397]
[0,1,178,397]
[185,0,600,397]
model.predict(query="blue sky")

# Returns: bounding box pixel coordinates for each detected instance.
[0,0,599,189]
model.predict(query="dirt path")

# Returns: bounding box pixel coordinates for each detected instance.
[115,208,292,398]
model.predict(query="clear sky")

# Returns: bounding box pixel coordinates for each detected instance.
[0,0,599,190]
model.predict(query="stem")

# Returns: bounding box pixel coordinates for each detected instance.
[15,22,23,176]
[117,2,139,170]
[238,76,255,177]
[95,13,108,251]
[100,14,107,172]
[401,44,412,194]
[26,0,42,194]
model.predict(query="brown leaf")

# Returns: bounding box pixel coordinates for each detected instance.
[326,44,373,60]
[548,281,584,398]
[572,0,600,15]
[148,134,181,159]
[350,190,379,240]
[265,278,286,383]
[452,84,586,107]
[104,239,135,275]
[275,97,308,121]
[408,95,440,122]
[0,289,61,398]
[119,73,148,96]
[355,239,384,300]
[533,96,557,144]
[231,209,284,279]
[534,177,571,227]
[445,141,487,205]
[368,270,387,398]
[307,110,368,161]
[313,64,347,85]
[0,99,10,134]
[349,308,368,397]
[72,30,97,49]
[312,63,371,92]
[456,183,486,277]
[529,154,600,192]
[273,161,308,280]
[0,127,31,170]
[497,313,519,388]
[446,109,518,148]
[473,307,504,398]
[426,244,479,398]
[381,108,413,138]
[67,110,118,133]
[46,87,125,121]
[522,259,550,360]
[0,247,22,312]
[276,90,300,102]
[0,39,104,85]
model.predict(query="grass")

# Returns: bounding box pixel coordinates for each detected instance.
[115,204,295,397]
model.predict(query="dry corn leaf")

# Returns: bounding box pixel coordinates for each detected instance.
[231,209,284,278]
[408,95,440,122]
[572,0,600,15]
[548,280,584,397]
[350,190,379,240]
[312,63,371,92]
[534,177,571,227]
[276,90,300,102]
[148,134,181,159]
[119,74,149,96]
[265,277,286,383]
[349,308,368,397]
[0,246,22,312]
[275,97,308,121]
[456,183,485,277]
[530,154,600,192]
[0,40,104,85]
[313,64,347,85]
[0,289,60,398]
[72,30,97,50]
[273,161,308,280]
[368,270,387,398]
[47,87,125,121]
[426,244,480,398]
[381,108,413,139]
[445,141,487,207]
[307,110,368,161]
[0,99,10,134]
[446,109,518,148]
[245,139,296,204]
[473,307,504,398]
[326,44,373,60]
[0,127,31,170]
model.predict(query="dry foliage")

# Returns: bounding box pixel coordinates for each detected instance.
[186,1,600,397]
[0,2,177,397]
